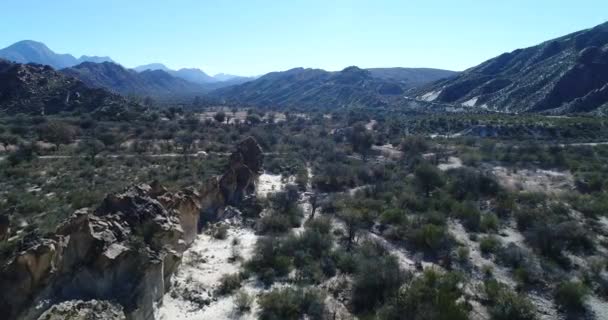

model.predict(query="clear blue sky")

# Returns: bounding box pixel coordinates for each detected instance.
[1,0,606,76]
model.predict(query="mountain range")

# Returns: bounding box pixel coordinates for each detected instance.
[61,62,209,98]
[3,21,608,114]
[133,63,255,85]
[211,66,410,108]
[415,21,608,114]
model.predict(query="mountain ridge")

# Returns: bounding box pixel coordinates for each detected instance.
[61,61,208,98]
[415,21,608,114]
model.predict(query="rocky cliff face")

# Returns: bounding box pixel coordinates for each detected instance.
[0,137,263,320]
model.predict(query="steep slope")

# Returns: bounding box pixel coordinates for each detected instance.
[0,40,113,69]
[416,21,608,114]
[0,59,138,116]
[62,62,207,98]
[367,67,458,88]
[211,66,405,108]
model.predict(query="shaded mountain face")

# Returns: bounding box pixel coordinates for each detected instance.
[367,67,458,89]
[0,59,137,116]
[132,63,172,72]
[210,66,407,108]
[62,62,207,98]
[0,40,113,69]
[416,21,608,114]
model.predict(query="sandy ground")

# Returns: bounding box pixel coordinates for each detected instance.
[462,97,479,107]
[156,226,259,320]
[420,90,441,102]
[492,166,574,195]
[157,169,309,320]
[371,144,403,159]
[437,156,463,171]
[256,172,294,198]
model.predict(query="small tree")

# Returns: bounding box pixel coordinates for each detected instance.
[554,281,588,312]
[414,163,445,197]
[214,111,226,123]
[338,209,365,250]
[37,121,78,145]
[78,139,105,164]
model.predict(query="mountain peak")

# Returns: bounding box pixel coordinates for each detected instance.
[0,40,114,69]
[133,63,171,72]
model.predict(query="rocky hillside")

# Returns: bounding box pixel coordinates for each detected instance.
[0,59,140,117]
[415,21,608,114]
[211,66,406,108]
[62,62,210,98]
[367,67,457,88]
[0,40,113,69]
[0,137,263,320]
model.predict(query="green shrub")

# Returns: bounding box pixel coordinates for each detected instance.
[234,290,253,313]
[554,281,588,312]
[481,213,500,233]
[258,287,325,320]
[378,269,469,320]
[216,273,242,295]
[485,280,537,320]
[480,236,502,255]
[351,252,408,313]
[212,224,229,240]
[408,224,452,252]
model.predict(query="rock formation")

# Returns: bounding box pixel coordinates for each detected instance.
[0,137,264,320]
[37,300,126,320]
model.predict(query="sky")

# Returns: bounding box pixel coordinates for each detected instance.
[1,0,607,76]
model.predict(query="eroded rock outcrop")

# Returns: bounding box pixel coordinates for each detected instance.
[37,300,126,320]
[0,137,264,320]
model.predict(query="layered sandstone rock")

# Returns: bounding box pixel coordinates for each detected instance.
[0,137,264,320]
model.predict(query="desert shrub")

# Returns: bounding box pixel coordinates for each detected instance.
[378,269,469,320]
[246,237,292,286]
[498,244,542,285]
[351,250,408,313]
[234,290,253,313]
[453,202,481,231]
[480,236,502,255]
[554,281,588,312]
[399,135,429,155]
[407,223,452,253]
[37,121,78,144]
[212,224,229,239]
[258,287,325,320]
[414,162,445,197]
[447,168,500,200]
[484,280,537,320]
[480,213,500,233]
[217,273,243,295]
[257,187,303,234]
[456,246,470,264]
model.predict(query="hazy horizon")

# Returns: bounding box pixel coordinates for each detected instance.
[1,0,607,76]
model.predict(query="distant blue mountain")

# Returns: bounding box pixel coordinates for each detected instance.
[0,40,114,69]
